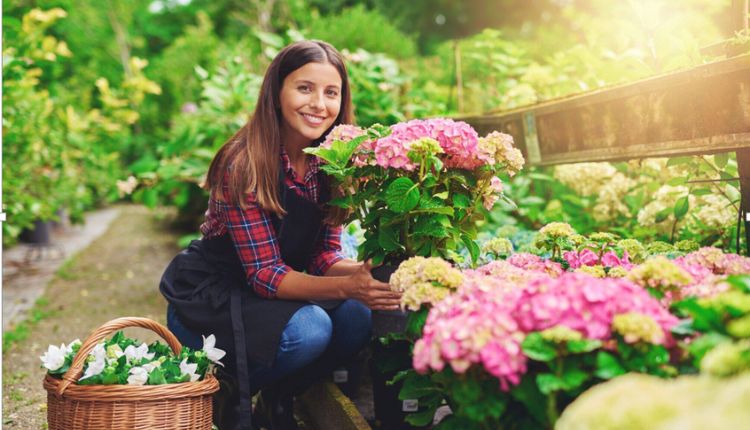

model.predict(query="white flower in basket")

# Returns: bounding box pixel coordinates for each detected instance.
[180,358,200,382]
[127,366,149,385]
[79,342,106,381]
[202,334,226,366]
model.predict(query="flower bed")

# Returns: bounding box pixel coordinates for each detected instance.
[386,224,750,428]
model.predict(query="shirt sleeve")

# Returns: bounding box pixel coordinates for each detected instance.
[307,224,346,276]
[222,196,291,299]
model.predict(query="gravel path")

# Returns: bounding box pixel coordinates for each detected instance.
[2,205,181,429]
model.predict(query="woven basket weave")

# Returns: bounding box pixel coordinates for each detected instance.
[43,317,220,430]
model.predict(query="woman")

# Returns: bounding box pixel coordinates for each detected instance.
[160,40,401,430]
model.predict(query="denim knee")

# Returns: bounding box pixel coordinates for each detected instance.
[329,299,372,355]
[278,305,333,360]
[166,303,203,350]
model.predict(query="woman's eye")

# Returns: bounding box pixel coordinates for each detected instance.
[298,85,311,92]
[326,89,339,97]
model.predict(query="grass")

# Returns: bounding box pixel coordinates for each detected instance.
[2,296,54,353]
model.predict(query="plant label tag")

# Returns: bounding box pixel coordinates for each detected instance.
[402,399,419,412]
[333,369,348,383]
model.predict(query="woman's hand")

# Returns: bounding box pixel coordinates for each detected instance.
[347,260,401,311]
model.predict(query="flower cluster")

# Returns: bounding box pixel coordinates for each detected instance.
[390,256,464,311]
[507,252,564,277]
[477,131,525,175]
[413,272,678,391]
[676,247,750,275]
[41,331,225,385]
[563,249,632,270]
[627,256,694,299]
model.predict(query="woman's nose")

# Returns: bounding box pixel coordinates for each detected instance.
[308,91,325,110]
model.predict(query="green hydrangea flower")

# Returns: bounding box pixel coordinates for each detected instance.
[700,340,750,377]
[540,326,583,343]
[612,312,664,344]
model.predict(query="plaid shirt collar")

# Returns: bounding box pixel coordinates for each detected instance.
[280,145,321,183]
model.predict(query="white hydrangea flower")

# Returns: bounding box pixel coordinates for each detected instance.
[202,334,226,366]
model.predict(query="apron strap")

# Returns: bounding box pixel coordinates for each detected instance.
[230,286,254,429]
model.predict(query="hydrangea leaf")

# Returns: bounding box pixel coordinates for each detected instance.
[594,351,625,380]
[522,332,557,362]
[385,177,420,213]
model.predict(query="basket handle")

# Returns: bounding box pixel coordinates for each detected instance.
[56,317,184,396]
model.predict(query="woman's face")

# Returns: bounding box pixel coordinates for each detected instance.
[279,61,342,146]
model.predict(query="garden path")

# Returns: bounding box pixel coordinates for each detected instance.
[3,206,121,331]
[2,205,180,429]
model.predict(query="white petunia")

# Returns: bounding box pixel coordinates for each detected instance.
[40,344,67,371]
[202,334,226,366]
[123,343,155,362]
[179,358,200,382]
[80,343,106,381]
[127,366,149,385]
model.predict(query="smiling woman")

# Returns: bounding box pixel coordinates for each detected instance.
[158,40,401,430]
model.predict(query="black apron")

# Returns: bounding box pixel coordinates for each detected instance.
[159,168,340,429]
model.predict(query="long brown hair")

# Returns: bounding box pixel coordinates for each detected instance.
[205,40,354,222]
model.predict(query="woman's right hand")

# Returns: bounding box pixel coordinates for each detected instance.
[347,260,402,311]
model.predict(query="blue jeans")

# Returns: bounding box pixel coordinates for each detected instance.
[167,299,372,393]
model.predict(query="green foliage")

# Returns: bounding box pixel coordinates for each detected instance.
[306,5,417,59]
[3,8,157,245]
[130,50,263,228]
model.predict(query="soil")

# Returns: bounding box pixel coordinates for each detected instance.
[2,205,182,429]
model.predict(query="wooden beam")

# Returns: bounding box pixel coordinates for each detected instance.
[458,54,750,166]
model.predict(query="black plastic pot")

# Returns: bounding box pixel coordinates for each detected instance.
[369,263,431,430]
[19,219,52,244]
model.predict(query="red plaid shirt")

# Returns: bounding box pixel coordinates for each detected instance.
[199,147,345,298]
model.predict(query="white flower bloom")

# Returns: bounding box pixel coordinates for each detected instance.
[202,334,226,366]
[127,366,149,385]
[142,360,161,372]
[80,343,106,381]
[40,344,67,371]
[180,358,200,382]
[65,339,81,354]
[123,343,155,362]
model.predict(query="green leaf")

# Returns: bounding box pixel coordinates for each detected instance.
[461,234,480,264]
[452,193,471,208]
[406,406,439,427]
[560,365,588,391]
[655,207,671,223]
[148,367,167,385]
[378,222,402,252]
[398,371,435,399]
[673,196,689,220]
[666,156,692,166]
[594,351,625,379]
[413,217,449,238]
[714,152,729,168]
[522,333,557,362]
[536,373,563,395]
[667,177,687,186]
[567,339,602,354]
[386,177,420,213]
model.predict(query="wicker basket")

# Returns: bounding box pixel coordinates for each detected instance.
[43,317,220,430]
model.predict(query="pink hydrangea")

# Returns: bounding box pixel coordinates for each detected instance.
[413,279,526,390]
[321,124,366,148]
[413,271,679,392]
[512,273,679,344]
[371,118,486,171]
[508,253,564,277]
[677,247,750,275]
[564,249,632,270]
[321,124,374,167]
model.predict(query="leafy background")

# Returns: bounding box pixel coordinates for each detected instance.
[3,0,746,248]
